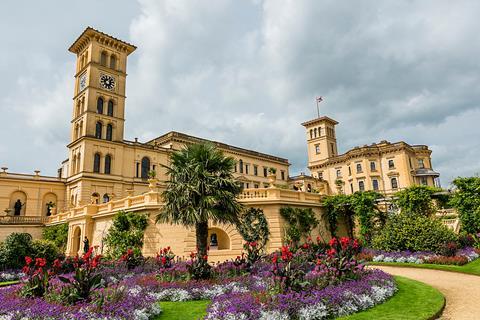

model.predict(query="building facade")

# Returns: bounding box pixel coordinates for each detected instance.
[0,27,439,260]
[302,117,440,195]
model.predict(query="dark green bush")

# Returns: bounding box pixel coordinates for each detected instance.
[0,233,33,270]
[104,211,148,259]
[31,239,62,264]
[372,214,457,253]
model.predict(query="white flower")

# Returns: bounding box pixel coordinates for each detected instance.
[372,254,384,262]
[128,285,143,297]
[259,310,290,320]
[298,303,328,320]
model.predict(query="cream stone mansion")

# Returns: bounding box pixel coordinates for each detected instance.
[0,28,440,260]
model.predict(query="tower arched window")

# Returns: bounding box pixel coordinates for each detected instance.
[309,129,313,139]
[97,97,104,114]
[93,153,101,173]
[105,154,112,174]
[76,152,81,173]
[109,55,116,69]
[314,128,317,138]
[100,52,107,66]
[106,124,113,141]
[107,100,114,116]
[95,122,103,139]
[141,157,150,179]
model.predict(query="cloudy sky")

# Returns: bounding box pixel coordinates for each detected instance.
[1,0,479,186]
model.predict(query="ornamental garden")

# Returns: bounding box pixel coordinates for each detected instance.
[1,143,480,319]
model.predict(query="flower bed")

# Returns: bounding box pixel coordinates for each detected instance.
[363,247,480,265]
[0,238,399,320]
[0,271,23,283]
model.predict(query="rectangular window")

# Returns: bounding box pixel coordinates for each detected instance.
[350,183,354,193]
[245,164,249,175]
[246,183,250,189]
[254,184,259,189]
[356,163,363,173]
[359,181,365,191]
[281,171,285,180]
[370,161,376,171]
[336,169,342,178]
[388,159,395,169]
[254,165,258,176]
[372,179,379,191]
[348,166,352,176]
[330,143,335,154]
[239,162,244,174]
[418,159,425,168]
[263,167,268,177]
[315,144,320,154]
[317,171,323,180]
[135,163,139,178]
[420,177,428,186]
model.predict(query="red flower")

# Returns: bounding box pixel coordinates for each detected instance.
[53,259,62,269]
[329,237,337,247]
[83,247,94,261]
[35,258,47,268]
[340,237,350,249]
[327,248,336,256]
[316,236,321,243]
[302,243,309,249]
[353,239,359,249]
[272,254,278,264]
[25,256,33,265]
[203,255,208,261]
[161,257,167,265]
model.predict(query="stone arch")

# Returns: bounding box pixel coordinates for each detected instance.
[72,226,82,255]
[183,222,243,254]
[208,227,230,250]
[42,192,57,216]
[9,190,27,215]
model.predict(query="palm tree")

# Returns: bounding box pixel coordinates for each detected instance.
[156,142,243,259]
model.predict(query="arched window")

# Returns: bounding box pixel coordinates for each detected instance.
[100,52,107,66]
[388,159,395,169]
[106,124,113,141]
[356,163,362,173]
[239,159,244,174]
[391,177,398,189]
[358,180,365,191]
[74,124,79,140]
[109,55,116,69]
[105,154,112,174]
[97,97,104,114]
[95,122,102,139]
[314,128,318,137]
[141,157,150,179]
[318,127,322,136]
[370,161,376,171]
[103,194,110,203]
[76,152,81,173]
[91,193,100,204]
[372,179,379,191]
[72,155,77,174]
[93,153,101,173]
[309,129,313,139]
[107,100,114,116]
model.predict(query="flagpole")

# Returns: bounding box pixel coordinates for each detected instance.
[316,99,320,118]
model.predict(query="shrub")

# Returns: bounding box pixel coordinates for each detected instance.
[237,208,270,249]
[458,232,475,248]
[0,233,33,270]
[104,211,148,259]
[450,177,480,234]
[42,223,68,251]
[31,240,62,265]
[186,251,211,280]
[280,207,319,244]
[394,185,439,216]
[372,214,457,253]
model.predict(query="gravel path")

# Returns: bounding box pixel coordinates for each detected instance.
[375,266,480,320]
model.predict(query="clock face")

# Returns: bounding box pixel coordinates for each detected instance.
[100,74,116,91]
[79,73,87,91]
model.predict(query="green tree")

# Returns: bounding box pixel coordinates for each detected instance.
[104,211,148,259]
[156,143,243,260]
[450,177,480,234]
[394,185,439,216]
[42,223,68,251]
[0,233,33,269]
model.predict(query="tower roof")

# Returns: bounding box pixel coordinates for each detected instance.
[301,116,339,128]
[68,27,137,55]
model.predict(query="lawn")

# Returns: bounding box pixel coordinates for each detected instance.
[155,300,210,320]
[338,276,444,320]
[0,281,19,287]
[370,257,480,276]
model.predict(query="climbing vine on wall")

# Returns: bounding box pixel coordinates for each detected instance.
[237,207,270,248]
[279,207,319,244]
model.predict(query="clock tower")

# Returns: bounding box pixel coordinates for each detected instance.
[69,27,136,145]
[64,28,136,208]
